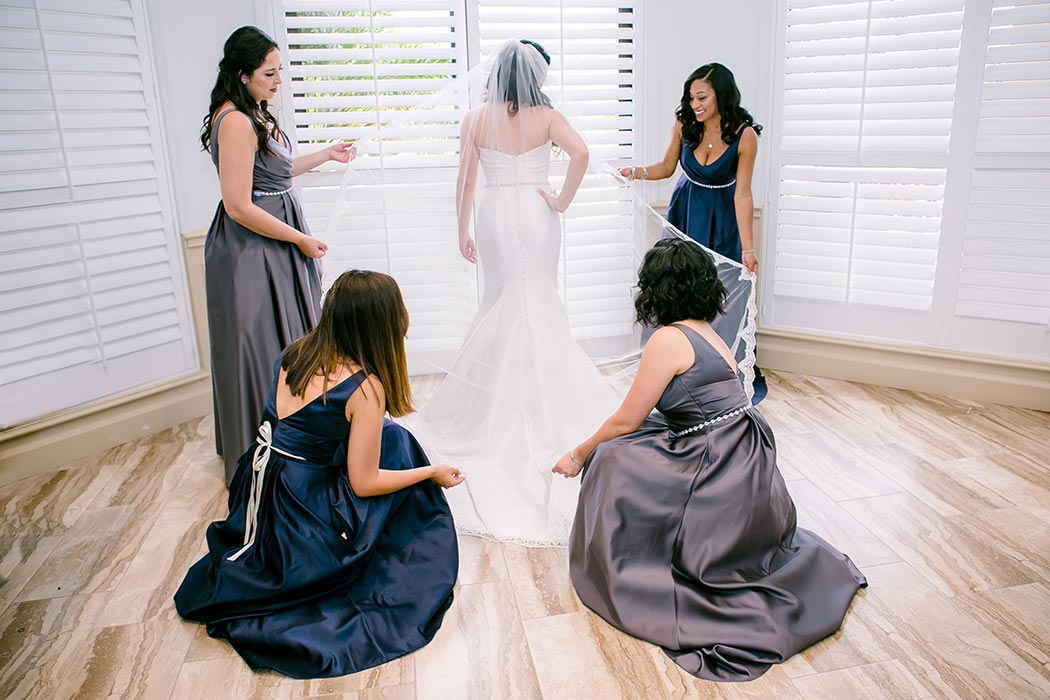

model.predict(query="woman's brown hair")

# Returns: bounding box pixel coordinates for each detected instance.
[281,270,414,417]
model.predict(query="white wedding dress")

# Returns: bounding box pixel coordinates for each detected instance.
[403,141,622,546]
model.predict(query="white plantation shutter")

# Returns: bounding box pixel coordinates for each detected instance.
[770,0,965,340]
[0,0,195,427]
[277,1,472,368]
[768,0,1050,360]
[953,0,1050,340]
[476,0,638,343]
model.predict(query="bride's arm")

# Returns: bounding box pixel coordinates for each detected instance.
[547,109,589,212]
[456,110,481,262]
[552,327,693,477]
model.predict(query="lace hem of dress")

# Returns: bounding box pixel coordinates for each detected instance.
[738,266,759,402]
[455,525,569,549]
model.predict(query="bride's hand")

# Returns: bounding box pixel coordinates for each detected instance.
[537,189,567,213]
[552,451,582,478]
[431,465,465,489]
[459,236,477,264]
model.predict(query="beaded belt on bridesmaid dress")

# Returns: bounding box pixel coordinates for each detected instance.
[227,420,305,562]
[670,405,751,437]
[252,186,293,197]
[683,173,736,189]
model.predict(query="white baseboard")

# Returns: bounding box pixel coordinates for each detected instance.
[757,328,1050,412]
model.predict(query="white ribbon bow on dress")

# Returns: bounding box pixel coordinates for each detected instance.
[226,420,304,562]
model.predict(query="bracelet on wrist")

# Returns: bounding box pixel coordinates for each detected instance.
[642,166,648,180]
[570,449,580,465]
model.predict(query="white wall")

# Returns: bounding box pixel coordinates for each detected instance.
[639,1,776,207]
[145,0,259,235]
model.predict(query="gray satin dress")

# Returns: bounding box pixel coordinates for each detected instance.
[205,109,321,483]
[570,324,867,682]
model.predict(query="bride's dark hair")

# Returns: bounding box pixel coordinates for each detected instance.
[200,26,281,155]
[488,39,553,114]
[675,63,763,151]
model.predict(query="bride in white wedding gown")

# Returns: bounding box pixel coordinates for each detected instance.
[403,40,623,545]
[323,39,758,546]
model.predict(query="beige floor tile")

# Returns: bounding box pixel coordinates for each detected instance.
[415,580,542,700]
[50,618,195,700]
[841,492,1042,597]
[788,479,900,568]
[456,535,510,586]
[0,534,62,618]
[285,655,413,698]
[503,543,581,619]
[169,656,295,700]
[94,512,215,627]
[850,443,1012,517]
[0,593,111,698]
[16,506,137,602]
[788,659,932,699]
[940,451,1050,512]
[523,610,714,700]
[852,561,1050,699]
[954,582,1050,681]
[775,432,903,502]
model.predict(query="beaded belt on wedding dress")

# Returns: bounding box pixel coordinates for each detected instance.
[227,420,305,562]
[670,405,751,437]
[484,181,548,188]
[684,173,736,189]
[253,186,293,197]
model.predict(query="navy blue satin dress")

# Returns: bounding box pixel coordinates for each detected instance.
[667,129,745,261]
[175,357,458,679]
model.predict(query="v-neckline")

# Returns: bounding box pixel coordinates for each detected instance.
[673,323,738,377]
[691,137,734,168]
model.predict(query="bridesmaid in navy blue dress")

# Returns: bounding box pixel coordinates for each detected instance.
[175,270,464,679]
[621,63,766,401]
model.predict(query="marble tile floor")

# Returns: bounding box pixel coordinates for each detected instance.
[1,370,1048,699]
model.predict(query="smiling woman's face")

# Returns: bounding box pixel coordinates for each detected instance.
[689,79,719,124]
[243,47,282,103]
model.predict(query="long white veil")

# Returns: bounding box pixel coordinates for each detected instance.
[321,40,757,545]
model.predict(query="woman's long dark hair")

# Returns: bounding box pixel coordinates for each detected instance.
[635,238,727,326]
[200,26,280,155]
[675,63,763,151]
[282,270,415,417]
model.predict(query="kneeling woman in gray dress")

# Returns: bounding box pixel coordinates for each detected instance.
[201,27,355,482]
[553,237,867,682]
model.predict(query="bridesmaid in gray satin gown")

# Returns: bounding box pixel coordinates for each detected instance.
[553,237,867,682]
[201,27,355,482]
